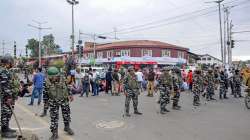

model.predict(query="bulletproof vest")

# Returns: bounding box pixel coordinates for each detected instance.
[0,67,14,98]
[162,73,172,87]
[127,74,139,90]
[47,80,69,100]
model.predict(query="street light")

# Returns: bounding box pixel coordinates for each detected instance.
[66,0,79,56]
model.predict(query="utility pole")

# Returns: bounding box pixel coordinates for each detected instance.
[206,0,225,64]
[66,0,79,56]
[223,5,227,64]
[229,21,233,65]
[28,20,51,67]
[2,40,5,56]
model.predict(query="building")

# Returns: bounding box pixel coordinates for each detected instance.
[197,54,222,65]
[82,40,189,66]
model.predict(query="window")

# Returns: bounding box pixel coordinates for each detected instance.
[107,50,113,58]
[97,52,103,59]
[88,53,94,58]
[142,49,152,56]
[177,51,185,58]
[162,49,171,57]
[121,49,130,57]
[207,57,212,61]
[202,58,206,61]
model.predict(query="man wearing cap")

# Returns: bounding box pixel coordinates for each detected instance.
[158,67,172,114]
[123,66,142,117]
[45,66,74,140]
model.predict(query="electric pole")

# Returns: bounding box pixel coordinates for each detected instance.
[206,0,225,64]
[66,0,79,56]
[28,20,51,67]
[2,40,5,56]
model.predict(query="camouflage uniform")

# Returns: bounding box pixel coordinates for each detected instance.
[0,66,19,138]
[219,71,228,99]
[40,80,49,117]
[192,71,202,106]
[123,68,142,117]
[172,70,183,109]
[204,71,216,100]
[46,67,74,140]
[233,71,242,98]
[158,69,172,114]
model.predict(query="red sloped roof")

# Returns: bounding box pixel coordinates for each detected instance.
[84,40,188,51]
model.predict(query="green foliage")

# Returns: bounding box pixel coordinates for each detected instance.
[26,38,39,57]
[26,34,61,58]
[42,34,60,55]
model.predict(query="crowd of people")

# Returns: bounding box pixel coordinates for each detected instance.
[0,54,248,139]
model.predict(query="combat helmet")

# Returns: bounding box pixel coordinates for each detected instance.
[47,66,59,77]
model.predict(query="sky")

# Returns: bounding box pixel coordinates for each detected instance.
[0,0,249,60]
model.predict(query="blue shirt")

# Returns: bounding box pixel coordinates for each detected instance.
[33,72,45,89]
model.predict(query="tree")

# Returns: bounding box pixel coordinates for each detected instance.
[25,38,39,57]
[25,34,62,58]
[42,34,61,55]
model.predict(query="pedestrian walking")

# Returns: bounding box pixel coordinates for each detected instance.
[147,68,155,97]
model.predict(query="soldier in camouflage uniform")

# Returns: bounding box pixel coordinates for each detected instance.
[123,66,142,117]
[158,67,172,114]
[204,69,216,101]
[192,69,202,106]
[172,68,183,110]
[40,80,49,117]
[0,55,19,138]
[219,70,228,99]
[46,66,74,140]
[233,69,242,98]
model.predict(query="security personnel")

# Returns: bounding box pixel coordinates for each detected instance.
[219,70,228,99]
[233,69,243,98]
[172,68,183,110]
[40,80,49,117]
[123,66,142,117]
[158,67,172,114]
[46,66,74,140]
[192,69,202,106]
[204,68,216,101]
[0,55,19,138]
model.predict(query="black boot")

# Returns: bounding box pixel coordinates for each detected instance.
[7,127,17,133]
[173,105,181,110]
[1,127,17,138]
[134,110,143,115]
[160,110,166,114]
[163,108,170,112]
[40,110,47,117]
[125,112,131,117]
[49,132,58,140]
[64,123,74,135]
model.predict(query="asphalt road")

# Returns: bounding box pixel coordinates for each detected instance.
[5,89,250,140]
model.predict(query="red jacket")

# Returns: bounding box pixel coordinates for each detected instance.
[187,72,193,84]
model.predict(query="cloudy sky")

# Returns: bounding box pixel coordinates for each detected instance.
[0,0,249,60]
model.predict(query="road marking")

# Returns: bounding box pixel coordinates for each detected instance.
[16,102,74,140]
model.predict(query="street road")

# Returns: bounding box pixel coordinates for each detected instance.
[6,90,250,140]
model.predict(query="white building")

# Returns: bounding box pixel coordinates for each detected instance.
[197,54,222,65]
